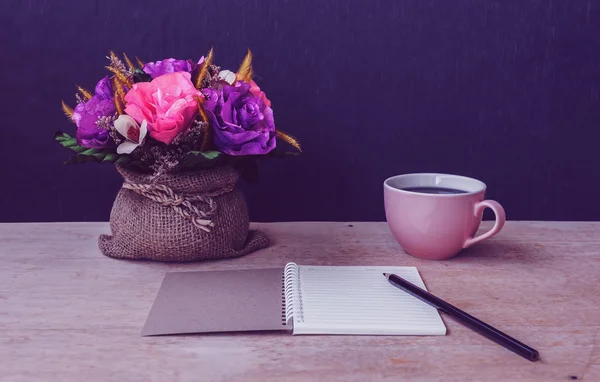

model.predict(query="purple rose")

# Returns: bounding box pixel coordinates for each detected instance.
[203,81,276,156]
[93,75,113,98]
[143,58,196,79]
[72,76,116,148]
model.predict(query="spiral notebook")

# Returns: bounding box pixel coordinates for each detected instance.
[141,263,446,336]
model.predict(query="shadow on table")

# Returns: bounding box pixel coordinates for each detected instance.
[453,240,546,265]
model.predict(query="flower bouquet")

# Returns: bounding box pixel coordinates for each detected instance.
[56,49,300,262]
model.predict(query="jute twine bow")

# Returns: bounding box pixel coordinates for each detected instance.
[122,182,233,232]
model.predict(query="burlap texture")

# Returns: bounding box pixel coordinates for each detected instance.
[98,164,269,262]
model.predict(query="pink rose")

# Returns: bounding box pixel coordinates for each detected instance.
[248,80,271,108]
[124,72,202,144]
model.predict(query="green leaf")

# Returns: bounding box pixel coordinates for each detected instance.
[133,69,152,83]
[54,132,85,152]
[102,152,119,162]
[55,131,131,165]
[182,150,222,160]
[54,132,70,142]
[176,150,224,171]
[64,152,121,164]
[115,156,131,164]
[266,150,301,158]
[80,148,99,156]
[201,151,221,160]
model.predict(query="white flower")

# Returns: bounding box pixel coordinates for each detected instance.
[114,115,147,154]
[218,70,236,85]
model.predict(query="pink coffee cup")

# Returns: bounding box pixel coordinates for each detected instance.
[384,173,506,260]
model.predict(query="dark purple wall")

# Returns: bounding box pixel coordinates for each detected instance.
[2,0,600,222]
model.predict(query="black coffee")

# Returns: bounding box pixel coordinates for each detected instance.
[401,186,468,195]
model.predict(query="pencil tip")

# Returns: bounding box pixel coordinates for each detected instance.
[383,273,390,278]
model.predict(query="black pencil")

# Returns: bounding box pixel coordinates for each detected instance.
[383,273,540,362]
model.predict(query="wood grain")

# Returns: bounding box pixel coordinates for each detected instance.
[0,222,599,382]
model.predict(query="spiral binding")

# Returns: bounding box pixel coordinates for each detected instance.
[284,262,303,324]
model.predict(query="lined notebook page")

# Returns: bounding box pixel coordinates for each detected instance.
[290,265,446,335]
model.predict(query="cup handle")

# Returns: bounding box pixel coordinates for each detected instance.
[463,200,506,248]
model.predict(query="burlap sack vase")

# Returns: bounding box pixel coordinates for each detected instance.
[99,164,269,262]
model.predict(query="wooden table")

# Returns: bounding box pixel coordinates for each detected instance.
[1,222,599,381]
